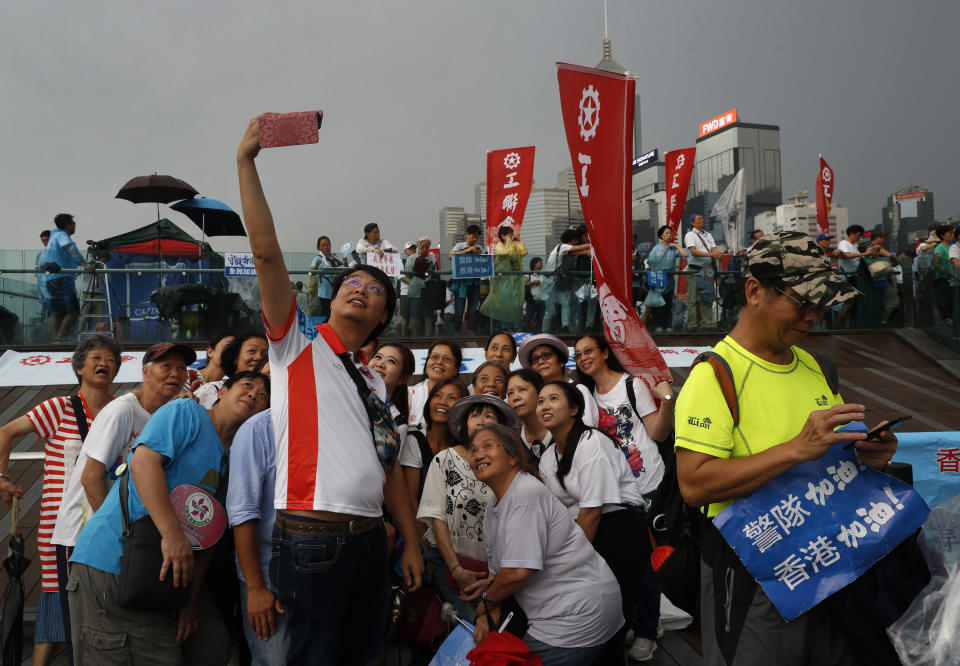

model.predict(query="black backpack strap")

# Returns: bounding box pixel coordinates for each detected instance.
[410,430,433,468]
[807,349,840,396]
[690,351,739,427]
[70,395,89,442]
[409,430,433,501]
[624,376,643,422]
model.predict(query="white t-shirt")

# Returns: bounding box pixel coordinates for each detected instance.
[417,447,490,561]
[520,427,552,463]
[684,229,717,267]
[574,382,600,428]
[529,273,544,301]
[51,392,151,547]
[194,380,224,409]
[836,239,860,274]
[406,378,431,431]
[542,243,572,291]
[267,307,389,515]
[538,430,643,519]
[593,374,665,495]
[356,237,396,254]
[949,243,960,267]
[484,472,623,648]
[398,430,429,470]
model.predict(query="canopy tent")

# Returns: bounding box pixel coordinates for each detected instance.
[97,218,209,259]
[94,219,229,341]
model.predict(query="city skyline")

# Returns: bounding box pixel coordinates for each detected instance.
[3,0,957,255]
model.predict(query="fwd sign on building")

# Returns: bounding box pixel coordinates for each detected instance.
[699,108,738,138]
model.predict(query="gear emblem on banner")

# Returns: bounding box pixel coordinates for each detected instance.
[503,152,521,169]
[578,85,600,141]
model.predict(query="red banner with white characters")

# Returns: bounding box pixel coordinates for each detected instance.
[485,146,535,251]
[557,62,669,383]
[816,155,834,235]
[665,148,696,235]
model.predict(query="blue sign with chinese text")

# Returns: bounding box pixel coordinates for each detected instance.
[893,432,960,509]
[714,423,930,622]
[224,252,256,277]
[451,253,494,280]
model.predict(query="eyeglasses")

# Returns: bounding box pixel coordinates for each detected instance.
[774,287,826,318]
[428,353,456,364]
[342,276,385,297]
[572,346,598,360]
[529,351,556,364]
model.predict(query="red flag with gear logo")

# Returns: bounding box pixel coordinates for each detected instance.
[665,148,696,235]
[557,62,669,383]
[816,155,834,235]
[485,146,535,252]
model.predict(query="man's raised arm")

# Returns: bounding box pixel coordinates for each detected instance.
[237,116,294,333]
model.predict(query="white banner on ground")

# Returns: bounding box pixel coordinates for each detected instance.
[0,346,709,386]
[364,252,404,278]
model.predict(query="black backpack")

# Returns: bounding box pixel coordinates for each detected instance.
[646,349,839,617]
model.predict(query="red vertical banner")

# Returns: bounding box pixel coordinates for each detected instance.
[816,155,834,235]
[485,146,535,251]
[665,148,696,235]
[557,62,669,383]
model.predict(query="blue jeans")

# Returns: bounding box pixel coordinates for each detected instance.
[453,282,481,331]
[239,582,290,665]
[542,289,572,332]
[524,635,604,666]
[269,515,390,665]
[521,299,545,332]
[426,546,477,623]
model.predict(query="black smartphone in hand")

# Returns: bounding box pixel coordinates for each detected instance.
[866,415,912,440]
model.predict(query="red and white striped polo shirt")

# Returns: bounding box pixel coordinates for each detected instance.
[267,302,388,515]
[27,394,93,593]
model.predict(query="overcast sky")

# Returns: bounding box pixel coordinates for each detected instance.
[2,0,957,256]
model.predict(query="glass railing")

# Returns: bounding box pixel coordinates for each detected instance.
[0,248,917,348]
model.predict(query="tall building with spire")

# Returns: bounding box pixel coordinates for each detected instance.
[595,38,642,159]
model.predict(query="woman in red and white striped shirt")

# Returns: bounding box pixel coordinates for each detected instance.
[0,335,120,666]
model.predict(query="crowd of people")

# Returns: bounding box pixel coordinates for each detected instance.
[34,203,959,345]
[0,116,923,666]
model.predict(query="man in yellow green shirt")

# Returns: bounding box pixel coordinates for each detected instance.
[675,231,899,665]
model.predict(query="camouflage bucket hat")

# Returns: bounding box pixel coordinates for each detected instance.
[745,230,860,308]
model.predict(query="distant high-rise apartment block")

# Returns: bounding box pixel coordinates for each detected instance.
[882,185,934,250]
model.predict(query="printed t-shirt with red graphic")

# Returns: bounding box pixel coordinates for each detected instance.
[267,302,389,516]
[26,394,93,593]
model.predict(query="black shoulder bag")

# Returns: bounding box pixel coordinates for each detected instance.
[116,470,191,610]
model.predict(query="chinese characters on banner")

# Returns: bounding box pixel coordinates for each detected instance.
[664,148,696,236]
[714,423,929,622]
[816,155,834,236]
[451,253,494,280]
[224,252,256,277]
[556,62,669,383]
[485,146,535,252]
[363,252,403,278]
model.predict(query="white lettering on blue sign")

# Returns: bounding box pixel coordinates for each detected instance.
[769,494,811,535]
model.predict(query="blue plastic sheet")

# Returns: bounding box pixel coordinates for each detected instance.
[429,624,476,666]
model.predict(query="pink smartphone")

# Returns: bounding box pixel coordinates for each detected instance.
[258,111,323,148]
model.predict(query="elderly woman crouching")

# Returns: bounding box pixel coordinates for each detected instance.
[461,423,623,666]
